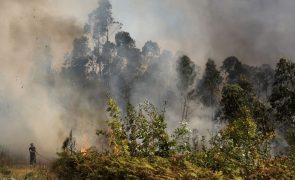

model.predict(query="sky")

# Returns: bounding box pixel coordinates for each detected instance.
[2,0,295,68]
[65,0,295,66]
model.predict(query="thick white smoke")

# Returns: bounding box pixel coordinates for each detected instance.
[1,0,295,162]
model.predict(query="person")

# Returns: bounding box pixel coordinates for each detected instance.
[29,143,36,165]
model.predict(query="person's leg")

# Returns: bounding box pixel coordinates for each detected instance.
[30,155,33,165]
[33,154,37,164]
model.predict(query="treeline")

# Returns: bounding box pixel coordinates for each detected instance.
[53,60,295,178]
[59,0,277,123]
[52,0,295,179]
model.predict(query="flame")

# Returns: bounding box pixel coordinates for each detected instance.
[80,147,87,155]
[80,134,90,155]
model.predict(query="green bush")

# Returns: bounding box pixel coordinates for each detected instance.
[52,98,295,179]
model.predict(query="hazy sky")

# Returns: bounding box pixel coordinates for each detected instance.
[2,0,295,68]
[61,0,295,66]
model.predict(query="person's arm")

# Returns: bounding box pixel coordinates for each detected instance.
[29,147,35,153]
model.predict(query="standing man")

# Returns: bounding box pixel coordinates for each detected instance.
[29,143,36,165]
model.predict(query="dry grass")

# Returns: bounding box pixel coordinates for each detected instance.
[0,165,56,180]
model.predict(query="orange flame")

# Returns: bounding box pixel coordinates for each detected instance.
[80,134,90,155]
[80,147,87,155]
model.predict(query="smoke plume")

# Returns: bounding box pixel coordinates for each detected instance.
[1,0,295,162]
[0,0,84,162]
[112,0,295,65]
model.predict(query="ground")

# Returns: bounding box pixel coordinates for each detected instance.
[0,165,55,180]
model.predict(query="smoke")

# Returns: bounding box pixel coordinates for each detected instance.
[112,0,295,66]
[1,0,295,162]
[0,0,85,161]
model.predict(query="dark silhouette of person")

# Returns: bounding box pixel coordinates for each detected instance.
[29,143,36,165]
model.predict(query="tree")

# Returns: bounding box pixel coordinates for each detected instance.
[71,36,91,59]
[141,101,172,157]
[254,64,274,98]
[177,55,197,94]
[222,56,247,84]
[220,83,272,133]
[142,41,160,58]
[100,41,124,85]
[62,36,91,84]
[198,59,222,107]
[87,0,122,77]
[173,120,192,155]
[115,31,136,49]
[88,0,118,42]
[208,107,274,178]
[134,107,150,156]
[115,31,144,100]
[220,84,247,121]
[176,55,197,121]
[237,75,255,94]
[270,58,295,128]
[125,102,138,156]
[62,130,77,154]
[103,97,129,156]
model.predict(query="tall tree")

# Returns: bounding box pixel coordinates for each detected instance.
[142,101,171,157]
[62,36,91,84]
[198,59,222,107]
[105,97,129,156]
[115,31,143,100]
[125,102,138,156]
[220,83,272,133]
[115,31,136,49]
[254,64,274,99]
[87,0,122,77]
[176,55,197,121]
[88,0,115,42]
[270,58,295,128]
[142,41,160,58]
[222,56,247,84]
[220,84,247,121]
[100,41,124,84]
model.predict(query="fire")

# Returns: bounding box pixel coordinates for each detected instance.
[80,134,90,155]
[80,147,87,155]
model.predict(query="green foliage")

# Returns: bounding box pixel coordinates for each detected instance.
[222,56,247,83]
[104,97,129,156]
[207,107,274,178]
[254,64,274,98]
[141,101,172,157]
[53,96,295,179]
[221,83,272,134]
[0,165,11,176]
[52,150,223,180]
[199,59,223,107]
[221,84,247,121]
[172,120,192,155]
[237,75,254,94]
[125,101,138,156]
[98,98,173,157]
[270,58,295,127]
[176,55,197,94]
